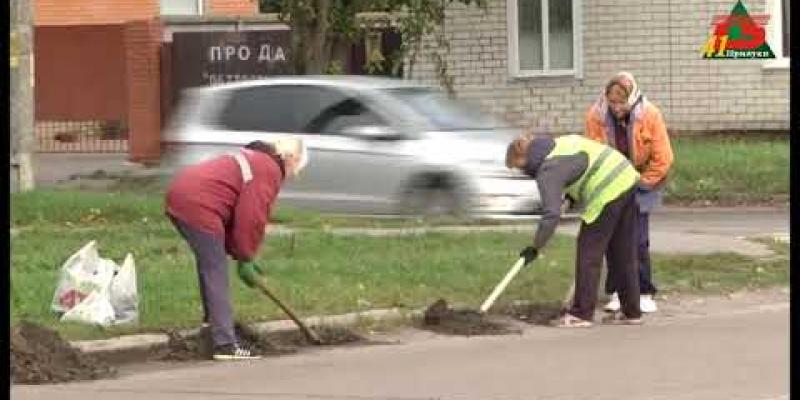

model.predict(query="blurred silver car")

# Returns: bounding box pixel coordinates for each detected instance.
[161,76,542,217]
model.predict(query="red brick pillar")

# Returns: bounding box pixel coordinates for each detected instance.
[124,18,162,163]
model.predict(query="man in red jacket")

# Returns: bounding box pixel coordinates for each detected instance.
[165,138,308,360]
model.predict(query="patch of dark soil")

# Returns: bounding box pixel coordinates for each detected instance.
[501,301,564,325]
[10,321,117,384]
[149,323,369,362]
[238,323,367,353]
[148,328,215,362]
[419,299,521,336]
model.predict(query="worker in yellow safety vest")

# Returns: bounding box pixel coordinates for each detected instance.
[506,134,642,327]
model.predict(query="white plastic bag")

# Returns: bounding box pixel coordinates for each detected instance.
[60,290,116,326]
[51,241,116,315]
[51,241,139,326]
[109,253,138,325]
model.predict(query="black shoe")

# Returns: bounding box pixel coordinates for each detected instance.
[212,343,262,361]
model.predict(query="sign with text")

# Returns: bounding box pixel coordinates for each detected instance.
[170,30,292,94]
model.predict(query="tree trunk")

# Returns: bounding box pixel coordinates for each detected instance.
[290,11,309,74]
[306,0,330,74]
[289,0,330,75]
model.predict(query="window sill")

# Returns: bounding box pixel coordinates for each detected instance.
[762,58,789,70]
[510,70,578,79]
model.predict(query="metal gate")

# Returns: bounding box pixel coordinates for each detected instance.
[35,120,128,153]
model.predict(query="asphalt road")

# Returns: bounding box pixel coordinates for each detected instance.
[13,290,789,400]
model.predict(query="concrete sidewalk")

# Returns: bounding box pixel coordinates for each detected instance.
[559,208,788,257]
[33,153,154,186]
[33,153,131,186]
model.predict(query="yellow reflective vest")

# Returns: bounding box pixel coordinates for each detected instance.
[546,135,640,224]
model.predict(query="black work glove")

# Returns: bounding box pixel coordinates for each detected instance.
[519,246,539,266]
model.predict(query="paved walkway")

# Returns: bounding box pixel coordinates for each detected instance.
[33,153,138,186]
[266,208,789,258]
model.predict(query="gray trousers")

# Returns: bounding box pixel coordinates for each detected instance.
[568,188,641,321]
[169,216,236,347]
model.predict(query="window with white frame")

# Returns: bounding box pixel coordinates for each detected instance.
[508,0,582,77]
[765,0,789,68]
[161,0,203,16]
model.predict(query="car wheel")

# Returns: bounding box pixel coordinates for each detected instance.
[399,174,465,217]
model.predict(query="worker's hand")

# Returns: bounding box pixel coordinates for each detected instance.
[237,261,265,288]
[519,246,538,266]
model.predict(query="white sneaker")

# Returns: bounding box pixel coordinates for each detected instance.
[604,293,621,312]
[212,344,262,361]
[640,294,658,313]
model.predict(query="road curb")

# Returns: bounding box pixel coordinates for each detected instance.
[70,307,422,355]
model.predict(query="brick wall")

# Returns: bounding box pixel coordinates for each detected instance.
[410,0,790,134]
[208,0,258,16]
[125,19,163,162]
[35,0,158,25]
[36,0,257,25]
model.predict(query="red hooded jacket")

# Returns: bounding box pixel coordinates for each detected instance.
[165,149,285,261]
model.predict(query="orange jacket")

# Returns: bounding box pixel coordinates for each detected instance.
[584,98,674,190]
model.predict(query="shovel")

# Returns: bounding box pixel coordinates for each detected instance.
[250,276,323,345]
[479,257,528,313]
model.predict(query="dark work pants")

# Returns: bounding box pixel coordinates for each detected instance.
[605,209,658,295]
[568,188,641,321]
[169,216,236,347]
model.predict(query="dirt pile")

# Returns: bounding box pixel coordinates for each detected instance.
[153,323,367,361]
[421,299,521,336]
[11,321,117,384]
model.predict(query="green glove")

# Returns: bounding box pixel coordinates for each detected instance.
[237,261,265,288]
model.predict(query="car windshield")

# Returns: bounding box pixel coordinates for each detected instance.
[384,87,505,131]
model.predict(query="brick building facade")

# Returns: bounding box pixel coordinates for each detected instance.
[34,0,787,161]
[410,0,790,135]
[33,0,258,162]
[35,0,159,25]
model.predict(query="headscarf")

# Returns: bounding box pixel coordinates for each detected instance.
[591,71,644,117]
[609,71,641,107]
[273,137,309,177]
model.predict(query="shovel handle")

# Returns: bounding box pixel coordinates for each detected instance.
[252,277,323,345]
[480,257,527,313]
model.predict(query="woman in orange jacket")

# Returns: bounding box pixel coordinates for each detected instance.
[584,71,674,313]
